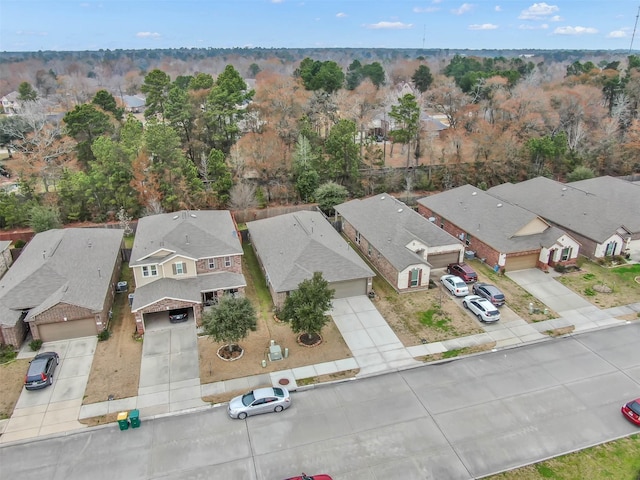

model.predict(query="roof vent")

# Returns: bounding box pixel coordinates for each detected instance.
[562,187,567,191]
[428,217,436,222]
[173,215,179,220]
[472,191,477,196]
[497,203,503,208]
[397,208,403,213]
[190,213,197,218]
[380,196,385,200]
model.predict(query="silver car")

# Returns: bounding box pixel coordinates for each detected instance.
[440,274,470,297]
[228,386,291,419]
[462,295,501,323]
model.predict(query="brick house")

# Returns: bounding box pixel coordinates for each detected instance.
[0,228,124,348]
[129,210,246,333]
[417,185,580,272]
[0,240,13,278]
[247,211,375,308]
[489,176,640,261]
[335,194,464,292]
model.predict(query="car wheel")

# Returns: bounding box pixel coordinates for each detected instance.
[477,314,483,322]
[463,301,468,309]
[238,412,247,420]
[274,405,284,412]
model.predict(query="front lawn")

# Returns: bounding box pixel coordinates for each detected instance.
[556,260,640,310]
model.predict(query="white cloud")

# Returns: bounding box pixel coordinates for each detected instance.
[519,23,548,30]
[451,3,474,15]
[414,6,440,13]
[518,2,559,20]
[336,12,347,18]
[553,26,598,35]
[469,23,498,30]
[550,15,562,22]
[365,21,413,30]
[607,30,628,38]
[495,5,502,12]
[136,32,161,38]
[15,30,48,36]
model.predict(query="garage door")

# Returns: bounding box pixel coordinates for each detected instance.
[505,253,538,272]
[428,251,461,269]
[330,279,367,299]
[38,318,97,342]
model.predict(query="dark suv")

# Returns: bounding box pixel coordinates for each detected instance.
[472,283,505,306]
[447,263,478,283]
[24,351,59,390]
[169,308,190,323]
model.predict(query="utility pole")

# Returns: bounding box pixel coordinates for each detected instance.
[631,4,640,53]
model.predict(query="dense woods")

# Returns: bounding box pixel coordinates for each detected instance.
[0,48,639,229]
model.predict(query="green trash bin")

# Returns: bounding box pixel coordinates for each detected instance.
[129,409,141,428]
[117,411,129,431]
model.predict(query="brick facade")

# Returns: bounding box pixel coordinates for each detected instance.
[0,319,27,348]
[195,254,243,275]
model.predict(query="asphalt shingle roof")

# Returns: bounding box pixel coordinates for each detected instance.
[131,210,242,267]
[0,228,123,326]
[247,211,374,293]
[489,177,639,243]
[418,185,567,252]
[335,193,462,270]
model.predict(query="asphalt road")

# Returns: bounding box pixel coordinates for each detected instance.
[2,323,639,480]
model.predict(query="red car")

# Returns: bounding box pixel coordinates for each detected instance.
[285,475,333,480]
[621,398,640,426]
[447,263,478,283]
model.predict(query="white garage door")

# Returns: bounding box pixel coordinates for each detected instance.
[330,279,367,299]
[505,253,538,272]
[428,251,461,269]
[38,318,97,342]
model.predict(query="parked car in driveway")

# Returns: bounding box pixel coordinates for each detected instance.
[228,386,291,419]
[447,263,477,283]
[621,398,640,426]
[24,351,59,390]
[472,282,506,306]
[462,295,501,323]
[440,274,469,297]
[169,308,190,323]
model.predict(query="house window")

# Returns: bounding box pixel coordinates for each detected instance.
[224,256,232,267]
[465,233,471,246]
[355,231,361,245]
[142,265,158,277]
[173,262,187,275]
[561,247,572,261]
[440,220,445,229]
[410,268,420,287]
[605,241,617,256]
[208,258,216,269]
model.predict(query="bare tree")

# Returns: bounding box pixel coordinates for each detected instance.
[229,182,258,210]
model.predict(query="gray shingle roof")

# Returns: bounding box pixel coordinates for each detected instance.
[418,185,567,252]
[247,211,374,293]
[131,272,246,311]
[335,193,462,270]
[0,228,123,326]
[489,177,638,243]
[131,210,242,267]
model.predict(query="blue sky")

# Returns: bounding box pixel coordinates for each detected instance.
[1,0,638,52]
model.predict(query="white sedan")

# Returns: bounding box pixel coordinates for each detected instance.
[462,295,501,323]
[440,274,469,297]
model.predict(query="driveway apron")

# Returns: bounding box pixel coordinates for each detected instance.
[137,320,206,415]
[1,336,97,444]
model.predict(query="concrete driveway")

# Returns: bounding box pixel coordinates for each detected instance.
[507,268,593,314]
[0,336,97,444]
[137,319,206,415]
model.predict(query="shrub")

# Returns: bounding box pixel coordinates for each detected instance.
[97,329,111,341]
[13,239,26,249]
[584,287,596,296]
[29,339,43,351]
[0,344,17,363]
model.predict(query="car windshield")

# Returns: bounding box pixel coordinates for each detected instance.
[272,387,284,397]
[629,401,640,415]
[241,392,256,406]
[455,280,466,288]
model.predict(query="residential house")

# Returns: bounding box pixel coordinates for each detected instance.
[0,228,124,348]
[121,94,146,113]
[129,210,246,333]
[489,176,640,260]
[336,193,464,292]
[247,211,375,308]
[1,91,20,115]
[418,185,580,272]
